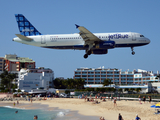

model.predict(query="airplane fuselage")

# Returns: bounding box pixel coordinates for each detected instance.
[13,32,150,50]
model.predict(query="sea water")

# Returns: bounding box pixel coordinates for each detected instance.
[0,106,99,120]
[0,106,68,120]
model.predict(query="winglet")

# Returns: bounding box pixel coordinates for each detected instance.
[75,24,80,29]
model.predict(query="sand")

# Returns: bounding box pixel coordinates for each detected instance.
[0,98,160,120]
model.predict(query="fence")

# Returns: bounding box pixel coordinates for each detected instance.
[74,91,160,99]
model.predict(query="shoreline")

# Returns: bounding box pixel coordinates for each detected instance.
[0,100,100,120]
[0,98,160,120]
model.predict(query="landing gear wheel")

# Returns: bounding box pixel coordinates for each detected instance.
[87,50,91,55]
[84,54,88,59]
[132,51,135,55]
[131,47,135,55]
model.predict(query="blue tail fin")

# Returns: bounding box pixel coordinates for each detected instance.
[15,14,42,36]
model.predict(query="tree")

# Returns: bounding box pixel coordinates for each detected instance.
[118,88,123,93]
[103,79,112,87]
[124,88,129,92]
[63,78,75,89]
[135,88,141,93]
[75,78,85,89]
[130,88,135,92]
[0,71,16,92]
[53,78,66,89]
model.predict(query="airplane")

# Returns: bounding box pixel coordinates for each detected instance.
[13,14,150,59]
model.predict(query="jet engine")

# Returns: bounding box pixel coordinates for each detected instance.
[91,49,108,54]
[95,41,115,49]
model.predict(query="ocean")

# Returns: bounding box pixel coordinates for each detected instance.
[0,103,99,120]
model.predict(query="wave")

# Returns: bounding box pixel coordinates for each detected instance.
[57,111,65,117]
[3,106,25,109]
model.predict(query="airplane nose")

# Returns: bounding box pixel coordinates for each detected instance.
[147,38,150,44]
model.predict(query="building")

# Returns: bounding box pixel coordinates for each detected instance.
[18,67,54,92]
[0,57,5,71]
[4,54,35,71]
[74,67,159,85]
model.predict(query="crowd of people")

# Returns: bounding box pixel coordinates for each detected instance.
[79,93,152,120]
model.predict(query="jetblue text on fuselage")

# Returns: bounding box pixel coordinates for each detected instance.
[108,34,128,39]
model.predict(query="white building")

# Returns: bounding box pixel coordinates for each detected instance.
[18,67,54,92]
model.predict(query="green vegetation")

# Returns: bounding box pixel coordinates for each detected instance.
[53,78,85,89]
[0,71,17,92]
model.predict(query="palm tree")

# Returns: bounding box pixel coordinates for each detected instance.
[103,79,112,87]
[135,88,141,93]
[0,71,16,92]
[75,78,85,89]
[118,88,123,93]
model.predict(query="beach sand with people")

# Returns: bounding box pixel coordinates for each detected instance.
[0,98,160,120]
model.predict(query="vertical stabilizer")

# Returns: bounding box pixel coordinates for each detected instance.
[15,14,42,36]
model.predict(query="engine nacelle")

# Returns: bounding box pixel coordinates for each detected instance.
[95,41,115,49]
[91,49,108,54]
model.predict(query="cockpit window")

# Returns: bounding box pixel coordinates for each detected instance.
[140,35,144,37]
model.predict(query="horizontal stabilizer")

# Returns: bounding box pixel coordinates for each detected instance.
[15,34,33,41]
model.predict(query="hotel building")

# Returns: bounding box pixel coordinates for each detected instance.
[74,67,159,85]
[4,54,35,71]
[18,67,54,92]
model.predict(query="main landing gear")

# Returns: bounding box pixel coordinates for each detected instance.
[84,50,91,59]
[131,47,135,55]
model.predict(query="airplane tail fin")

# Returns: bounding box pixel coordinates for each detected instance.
[15,14,42,36]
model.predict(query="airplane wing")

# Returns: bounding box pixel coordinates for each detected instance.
[75,24,102,45]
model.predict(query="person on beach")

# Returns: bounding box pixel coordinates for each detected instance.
[84,95,87,102]
[95,94,97,99]
[17,101,19,104]
[138,95,141,104]
[13,102,15,106]
[111,94,113,101]
[113,97,117,107]
[100,116,105,120]
[148,96,151,103]
[118,113,123,120]
[142,96,146,103]
[135,114,141,120]
[89,94,92,101]
[108,94,110,100]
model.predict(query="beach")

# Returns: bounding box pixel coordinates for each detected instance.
[0,98,160,120]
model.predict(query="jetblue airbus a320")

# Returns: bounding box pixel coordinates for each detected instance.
[13,14,150,59]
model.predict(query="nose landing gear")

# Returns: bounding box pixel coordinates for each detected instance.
[131,47,135,55]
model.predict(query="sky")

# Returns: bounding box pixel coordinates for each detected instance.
[0,0,160,78]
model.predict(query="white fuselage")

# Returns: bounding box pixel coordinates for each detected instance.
[13,32,150,50]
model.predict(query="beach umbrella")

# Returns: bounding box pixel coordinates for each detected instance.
[150,105,156,108]
[150,105,160,108]
[156,102,160,107]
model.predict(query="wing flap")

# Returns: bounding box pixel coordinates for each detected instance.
[15,34,33,41]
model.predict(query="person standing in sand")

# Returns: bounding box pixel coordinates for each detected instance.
[113,97,117,107]
[138,95,141,104]
[118,113,123,120]
[148,96,151,103]
[135,114,141,120]
[13,102,15,107]
[142,96,146,103]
